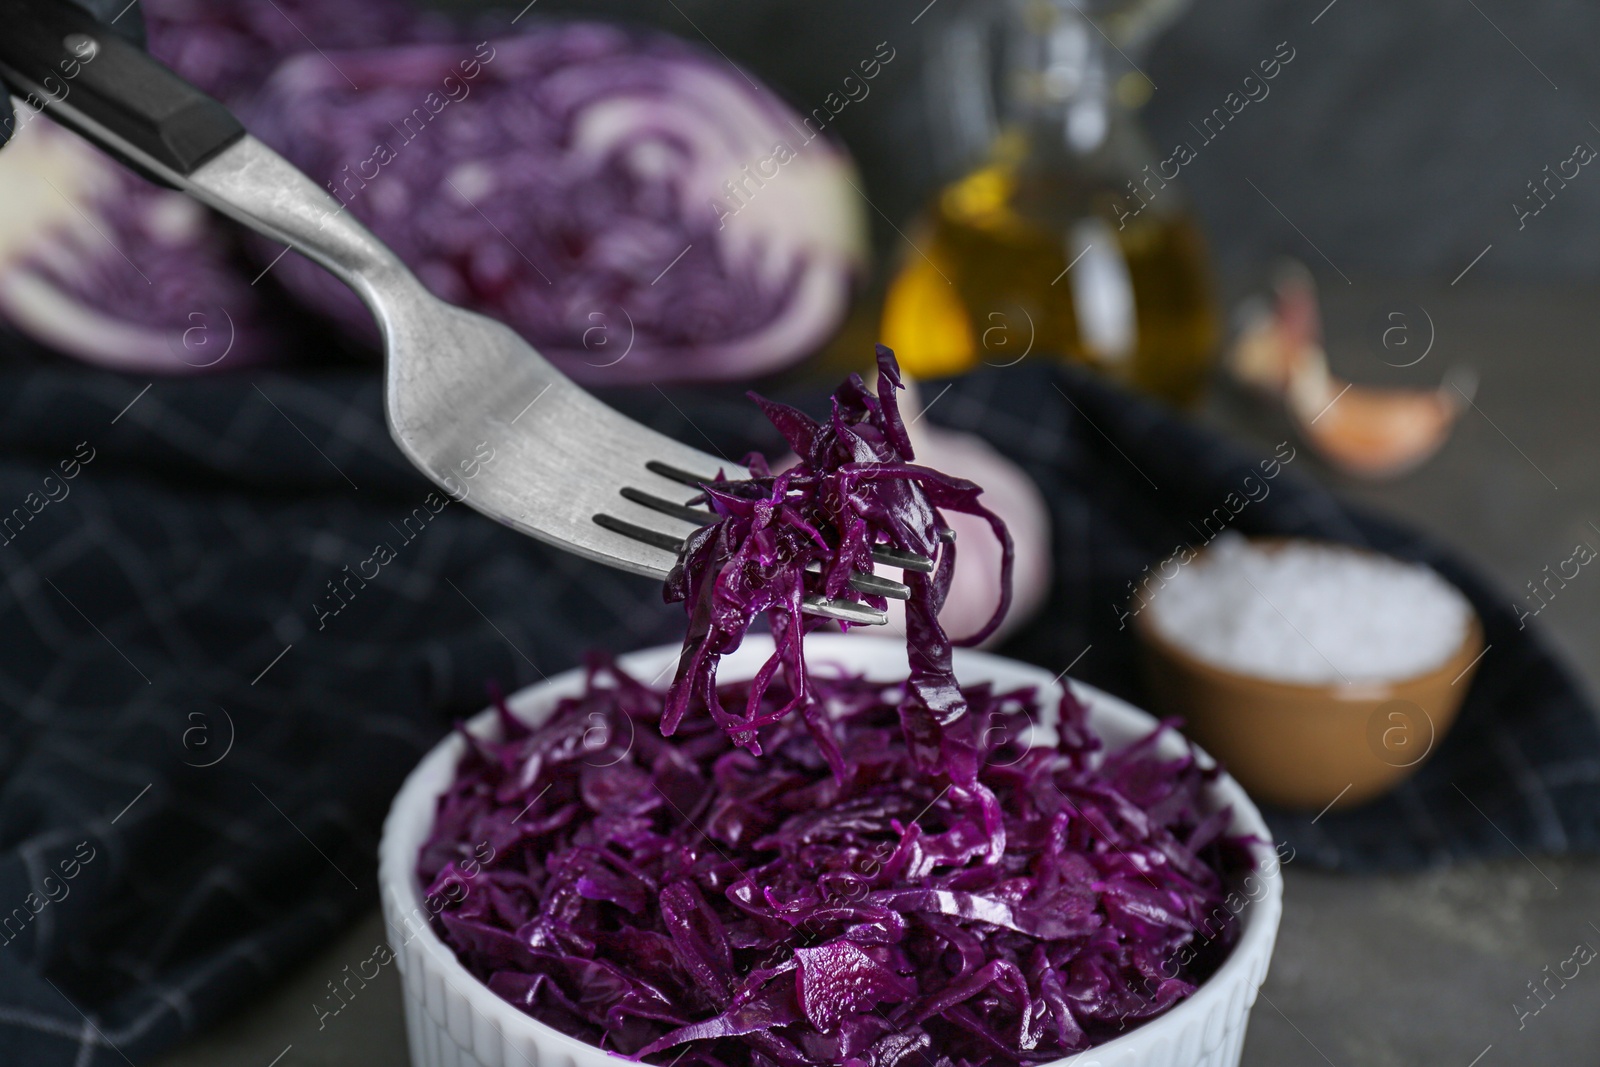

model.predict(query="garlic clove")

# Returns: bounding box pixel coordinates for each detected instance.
[1291,370,1467,479]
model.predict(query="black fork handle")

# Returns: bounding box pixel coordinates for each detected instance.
[0,0,244,180]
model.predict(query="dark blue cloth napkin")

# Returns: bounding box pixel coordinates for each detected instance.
[0,360,1594,1065]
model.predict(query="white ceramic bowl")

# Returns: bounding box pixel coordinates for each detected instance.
[378,634,1284,1067]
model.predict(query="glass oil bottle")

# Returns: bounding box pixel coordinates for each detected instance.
[881,0,1218,406]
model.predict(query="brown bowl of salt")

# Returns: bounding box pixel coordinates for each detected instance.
[1132,534,1484,811]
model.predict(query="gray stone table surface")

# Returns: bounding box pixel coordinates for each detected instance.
[152,281,1600,1067]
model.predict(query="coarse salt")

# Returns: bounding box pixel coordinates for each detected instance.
[1144,534,1472,685]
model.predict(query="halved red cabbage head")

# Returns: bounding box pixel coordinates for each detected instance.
[0,0,432,373]
[145,0,444,104]
[244,22,867,385]
[0,108,279,373]
[418,658,1253,1066]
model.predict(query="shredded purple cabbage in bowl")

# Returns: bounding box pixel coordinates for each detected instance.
[0,112,281,373]
[418,653,1252,1066]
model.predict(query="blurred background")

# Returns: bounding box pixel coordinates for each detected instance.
[516,0,1600,280]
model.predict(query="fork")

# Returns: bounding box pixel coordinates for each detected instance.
[0,1,932,623]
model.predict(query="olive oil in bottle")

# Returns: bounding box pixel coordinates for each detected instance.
[882,0,1219,407]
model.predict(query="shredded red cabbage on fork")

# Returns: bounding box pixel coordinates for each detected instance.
[418,660,1249,1066]
[663,346,1013,787]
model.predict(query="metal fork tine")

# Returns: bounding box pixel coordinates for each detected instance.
[646,460,717,489]
[872,545,935,573]
[620,487,718,526]
[804,562,910,600]
[592,514,684,555]
[802,597,887,625]
[596,507,900,621]
[850,571,911,599]
[597,452,956,624]
[608,494,917,602]
[622,485,938,578]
